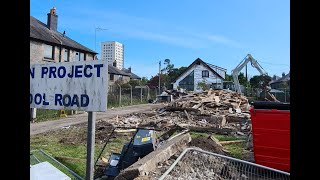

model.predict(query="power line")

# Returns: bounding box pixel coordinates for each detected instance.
[258,61,290,67]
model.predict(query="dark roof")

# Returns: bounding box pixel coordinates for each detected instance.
[108,65,130,76]
[172,58,225,82]
[30,16,97,54]
[122,68,141,80]
[270,72,290,85]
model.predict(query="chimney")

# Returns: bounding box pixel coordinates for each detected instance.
[282,72,285,77]
[273,75,276,80]
[128,67,131,73]
[47,7,58,31]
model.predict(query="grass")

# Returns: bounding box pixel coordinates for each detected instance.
[189,132,246,159]
[190,132,208,138]
[30,128,131,178]
[31,150,82,180]
[33,99,149,122]
[213,134,246,141]
[223,142,246,159]
[31,128,248,178]
[34,109,80,123]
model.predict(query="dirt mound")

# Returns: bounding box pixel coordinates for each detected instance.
[189,136,226,155]
[59,122,121,145]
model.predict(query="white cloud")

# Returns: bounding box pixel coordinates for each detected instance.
[55,9,241,49]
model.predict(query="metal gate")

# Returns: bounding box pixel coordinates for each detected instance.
[159,147,290,180]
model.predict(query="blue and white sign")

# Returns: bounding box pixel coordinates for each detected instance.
[30,60,108,112]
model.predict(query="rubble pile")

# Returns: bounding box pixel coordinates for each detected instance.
[163,151,247,180]
[100,89,252,136]
[168,89,251,120]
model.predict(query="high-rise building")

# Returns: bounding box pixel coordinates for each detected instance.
[101,41,124,70]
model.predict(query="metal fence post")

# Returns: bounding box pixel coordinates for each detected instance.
[284,88,287,102]
[147,86,150,100]
[128,84,132,105]
[30,108,37,121]
[116,83,121,106]
[140,86,143,103]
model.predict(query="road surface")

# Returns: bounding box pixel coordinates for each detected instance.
[30,104,164,136]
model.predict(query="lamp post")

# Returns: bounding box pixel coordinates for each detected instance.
[95,27,108,53]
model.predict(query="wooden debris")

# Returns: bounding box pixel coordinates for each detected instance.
[210,135,223,148]
[219,140,246,145]
[221,116,227,127]
[101,89,252,136]
[188,126,234,135]
[164,106,200,113]
[114,129,137,133]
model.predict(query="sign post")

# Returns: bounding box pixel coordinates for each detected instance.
[30,60,108,180]
[86,112,96,180]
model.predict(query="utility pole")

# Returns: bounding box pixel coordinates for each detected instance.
[159,61,161,94]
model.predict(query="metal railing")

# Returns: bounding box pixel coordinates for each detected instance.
[159,147,290,180]
[30,149,84,180]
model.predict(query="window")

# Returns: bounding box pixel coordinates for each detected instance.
[74,52,79,61]
[202,70,209,77]
[118,75,123,80]
[179,70,194,91]
[110,74,114,81]
[44,44,54,59]
[63,49,69,62]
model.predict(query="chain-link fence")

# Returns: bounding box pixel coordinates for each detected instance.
[34,109,75,121]
[107,85,158,107]
[30,149,84,180]
[30,85,159,121]
[159,147,290,180]
[243,88,290,103]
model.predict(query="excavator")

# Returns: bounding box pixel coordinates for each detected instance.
[231,54,270,95]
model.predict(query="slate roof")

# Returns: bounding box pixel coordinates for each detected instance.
[270,72,290,85]
[108,65,130,76]
[122,68,141,80]
[30,16,97,54]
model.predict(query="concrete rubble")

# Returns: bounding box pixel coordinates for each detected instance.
[100,89,252,136]
[96,89,255,180]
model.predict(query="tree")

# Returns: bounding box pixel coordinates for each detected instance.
[140,77,148,85]
[168,67,187,82]
[225,72,248,86]
[149,58,188,89]
[225,74,233,81]
[128,79,140,87]
[238,72,248,85]
[249,75,272,89]
[198,79,210,91]
[147,74,166,88]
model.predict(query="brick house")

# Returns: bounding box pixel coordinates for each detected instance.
[30,7,97,64]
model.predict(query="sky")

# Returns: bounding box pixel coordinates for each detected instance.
[30,0,290,79]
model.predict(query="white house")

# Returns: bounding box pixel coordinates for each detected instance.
[172,58,226,92]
